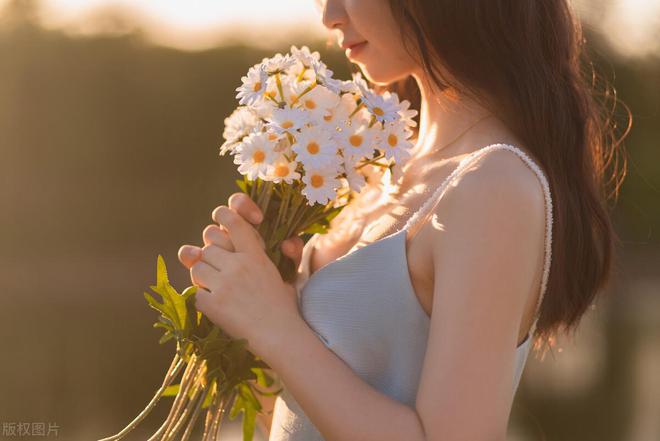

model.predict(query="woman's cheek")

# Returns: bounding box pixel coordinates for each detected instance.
[358,48,416,85]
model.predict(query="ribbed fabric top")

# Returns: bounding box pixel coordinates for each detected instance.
[269,143,554,441]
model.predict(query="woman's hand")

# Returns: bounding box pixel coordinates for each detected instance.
[177,192,306,360]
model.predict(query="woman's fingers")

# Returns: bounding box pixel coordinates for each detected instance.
[212,205,265,254]
[281,236,304,269]
[228,192,263,225]
[203,224,234,250]
[178,244,201,269]
[179,193,265,271]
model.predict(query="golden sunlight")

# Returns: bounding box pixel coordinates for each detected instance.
[3,0,327,50]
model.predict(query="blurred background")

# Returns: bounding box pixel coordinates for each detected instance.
[0,0,658,439]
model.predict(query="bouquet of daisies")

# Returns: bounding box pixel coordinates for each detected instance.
[99,45,417,441]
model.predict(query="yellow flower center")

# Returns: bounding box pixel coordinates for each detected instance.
[265,90,276,99]
[290,93,298,103]
[323,114,333,122]
[388,134,398,147]
[268,133,278,141]
[253,81,262,92]
[307,141,320,154]
[281,120,294,129]
[275,164,289,177]
[349,134,363,147]
[304,99,316,109]
[373,107,384,116]
[253,150,265,163]
[310,174,324,188]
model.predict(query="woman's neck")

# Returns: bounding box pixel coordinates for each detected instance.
[411,72,495,158]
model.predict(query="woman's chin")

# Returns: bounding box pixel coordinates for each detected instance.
[357,64,412,86]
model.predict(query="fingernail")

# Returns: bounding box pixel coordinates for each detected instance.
[252,212,262,223]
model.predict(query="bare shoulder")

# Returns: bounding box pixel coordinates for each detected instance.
[427,143,547,249]
[459,146,547,210]
[426,145,548,263]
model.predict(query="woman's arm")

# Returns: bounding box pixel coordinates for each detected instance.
[415,150,546,440]
[260,150,546,441]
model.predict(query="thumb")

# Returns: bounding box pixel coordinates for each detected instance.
[178,245,202,269]
[281,236,304,269]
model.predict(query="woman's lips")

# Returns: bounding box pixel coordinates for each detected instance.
[345,41,368,58]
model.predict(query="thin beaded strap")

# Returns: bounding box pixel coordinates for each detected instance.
[403,143,554,337]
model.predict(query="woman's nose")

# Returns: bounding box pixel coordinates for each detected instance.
[321,0,348,30]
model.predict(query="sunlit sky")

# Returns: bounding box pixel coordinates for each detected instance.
[25,0,328,50]
[1,0,658,56]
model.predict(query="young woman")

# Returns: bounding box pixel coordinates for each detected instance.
[178,0,630,439]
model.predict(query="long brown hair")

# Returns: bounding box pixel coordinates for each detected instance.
[364,0,632,357]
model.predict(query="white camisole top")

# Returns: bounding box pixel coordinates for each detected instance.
[269,143,554,441]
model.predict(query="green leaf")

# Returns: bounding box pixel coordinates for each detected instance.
[158,331,174,345]
[240,384,259,441]
[242,405,256,441]
[144,292,173,319]
[250,368,270,389]
[162,384,180,397]
[144,256,196,339]
[229,390,243,419]
[201,380,216,410]
[325,206,343,222]
[235,178,247,193]
[301,223,328,235]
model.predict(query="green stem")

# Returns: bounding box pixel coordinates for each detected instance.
[213,389,238,440]
[201,404,214,441]
[355,152,386,170]
[164,362,206,440]
[296,67,307,82]
[275,73,284,102]
[290,81,316,106]
[97,353,185,441]
[150,354,200,441]
[180,383,210,441]
[348,101,365,119]
[248,175,257,200]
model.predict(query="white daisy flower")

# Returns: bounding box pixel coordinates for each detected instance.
[337,122,377,161]
[320,92,357,131]
[342,155,367,193]
[311,59,335,87]
[292,84,341,119]
[397,98,419,127]
[262,53,296,75]
[265,107,311,134]
[302,163,341,206]
[379,120,415,163]
[252,97,276,119]
[290,45,320,68]
[219,107,261,156]
[323,77,358,95]
[266,154,301,184]
[289,61,317,84]
[264,73,300,106]
[389,158,408,185]
[357,86,401,124]
[352,71,369,92]
[233,132,278,180]
[286,79,315,108]
[235,64,268,106]
[291,125,339,169]
[268,131,293,155]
